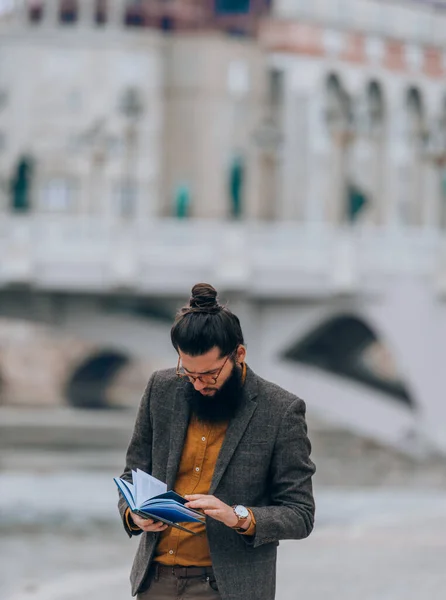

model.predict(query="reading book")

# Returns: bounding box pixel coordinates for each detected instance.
[114,469,205,535]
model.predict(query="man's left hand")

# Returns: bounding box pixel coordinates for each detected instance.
[185,494,249,529]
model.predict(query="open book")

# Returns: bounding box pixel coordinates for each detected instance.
[114,469,205,535]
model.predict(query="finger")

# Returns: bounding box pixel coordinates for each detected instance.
[203,509,222,518]
[186,501,218,511]
[142,522,168,532]
[186,498,219,507]
[133,517,153,527]
[184,494,209,500]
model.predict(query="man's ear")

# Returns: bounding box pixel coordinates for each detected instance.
[236,345,246,364]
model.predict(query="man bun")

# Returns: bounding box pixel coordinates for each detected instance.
[189,283,220,311]
[171,282,244,356]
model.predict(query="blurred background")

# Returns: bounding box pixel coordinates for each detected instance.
[1,0,446,599]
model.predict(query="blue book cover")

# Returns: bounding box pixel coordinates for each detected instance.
[114,469,205,535]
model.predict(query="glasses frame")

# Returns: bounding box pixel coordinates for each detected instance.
[176,351,235,385]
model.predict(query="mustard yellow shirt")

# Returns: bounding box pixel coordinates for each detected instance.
[126,363,256,566]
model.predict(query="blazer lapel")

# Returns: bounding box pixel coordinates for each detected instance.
[209,366,258,495]
[165,381,190,490]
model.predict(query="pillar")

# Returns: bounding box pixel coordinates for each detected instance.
[77,0,96,26]
[382,90,406,228]
[42,0,60,27]
[107,0,125,28]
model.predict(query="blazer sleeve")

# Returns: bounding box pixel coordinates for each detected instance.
[247,398,316,548]
[117,372,156,538]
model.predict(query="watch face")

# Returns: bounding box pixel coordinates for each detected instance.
[235,505,249,519]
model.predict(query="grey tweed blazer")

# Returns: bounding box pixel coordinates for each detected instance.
[118,365,316,599]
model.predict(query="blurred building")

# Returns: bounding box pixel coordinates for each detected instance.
[260,0,446,225]
[0,0,269,219]
[1,1,446,456]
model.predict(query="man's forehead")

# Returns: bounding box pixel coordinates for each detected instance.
[179,348,223,372]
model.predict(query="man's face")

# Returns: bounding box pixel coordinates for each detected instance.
[179,345,247,423]
[178,346,238,396]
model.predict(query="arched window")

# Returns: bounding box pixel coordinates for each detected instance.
[29,1,44,23]
[366,80,385,134]
[325,73,351,135]
[60,0,78,24]
[324,74,354,223]
[400,86,426,225]
[348,80,386,225]
[125,0,146,27]
[406,87,425,144]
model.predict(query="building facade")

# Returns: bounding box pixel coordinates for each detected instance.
[259,0,446,226]
[0,0,269,220]
[2,1,446,456]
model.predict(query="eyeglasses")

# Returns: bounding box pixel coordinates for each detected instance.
[176,352,234,385]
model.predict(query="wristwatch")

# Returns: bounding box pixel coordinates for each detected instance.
[232,504,250,528]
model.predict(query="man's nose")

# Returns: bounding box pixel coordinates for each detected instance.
[193,378,206,391]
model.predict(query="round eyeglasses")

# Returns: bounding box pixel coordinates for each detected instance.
[176,352,234,385]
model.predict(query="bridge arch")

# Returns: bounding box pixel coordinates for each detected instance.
[66,349,130,409]
[283,312,415,408]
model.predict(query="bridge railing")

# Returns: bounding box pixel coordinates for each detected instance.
[0,215,443,296]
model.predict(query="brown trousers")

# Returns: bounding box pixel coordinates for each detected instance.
[137,565,221,600]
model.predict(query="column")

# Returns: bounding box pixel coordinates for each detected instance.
[78,0,96,26]
[382,93,406,228]
[423,160,441,229]
[280,84,299,220]
[42,0,60,28]
[280,68,314,221]
[12,0,29,28]
[305,90,331,224]
[369,136,386,225]
[107,0,125,28]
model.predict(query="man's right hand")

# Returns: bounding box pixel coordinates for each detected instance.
[130,512,169,532]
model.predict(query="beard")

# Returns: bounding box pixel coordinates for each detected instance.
[185,363,244,424]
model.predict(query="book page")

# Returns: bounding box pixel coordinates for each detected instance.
[135,469,167,507]
[113,478,136,511]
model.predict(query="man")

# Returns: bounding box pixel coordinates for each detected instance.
[118,283,316,599]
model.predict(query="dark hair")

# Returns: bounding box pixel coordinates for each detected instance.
[171,283,244,357]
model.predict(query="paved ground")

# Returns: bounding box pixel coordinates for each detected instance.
[3,486,446,600]
[2,407,446,600]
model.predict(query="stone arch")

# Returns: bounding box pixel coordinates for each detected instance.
[351,79,386,224]
[325,73,352,130]
[366,80,385,133]
[283,313,415,408]
[406,86,425,140]
[400,86,426,225]
[66,349,130,409]
[324,73,354,223]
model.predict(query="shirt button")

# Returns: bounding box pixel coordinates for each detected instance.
[169,550,174,555]
[201,437,206,442]
[195,467,200,472]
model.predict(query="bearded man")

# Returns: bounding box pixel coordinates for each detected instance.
[117,283,316,600]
